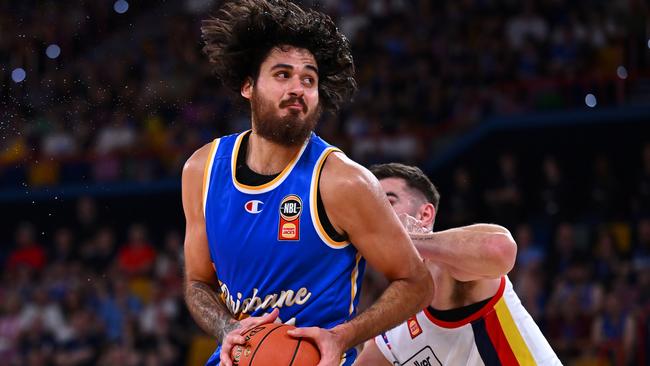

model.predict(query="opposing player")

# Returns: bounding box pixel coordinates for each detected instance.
[181,2,433,366]
[355,163,561,365]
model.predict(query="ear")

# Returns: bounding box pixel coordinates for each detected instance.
[416,203,436,230]
[241,77,253,100]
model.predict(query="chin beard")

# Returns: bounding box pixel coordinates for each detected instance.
[251,93,321,147]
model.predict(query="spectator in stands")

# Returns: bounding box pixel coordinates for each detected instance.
[17,316,56,366]
[154,230,183,293]
[546,290,593,361]
[632,217,650,270]
[19,286,67,342]
[546,222,581,277]
[41,119,78,159]
[513,267,546,322]
[633,142,650,215]
[54,309,101,366]
[51,227,77,265]
[0,291,22,364]
[80,226,117,275]
[6,222,46,272]
[591,290,636,365]
[446,166,480,227]
[96,342,141,366]
[117,224,156,277]
[538,156,572,223]
[591,229,623,287]
[76,196,99,244]
[549,261,604,318]
[513,223,545,272]
[589,156,622,221]
[95,278,142,342]
[506,2,549,50]
[484,153,524,227]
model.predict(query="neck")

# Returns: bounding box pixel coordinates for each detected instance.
[246,130,305,175]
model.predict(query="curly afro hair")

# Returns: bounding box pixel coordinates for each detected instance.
[201,0,357,113]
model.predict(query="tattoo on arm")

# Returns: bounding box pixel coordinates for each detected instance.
[185,281,239,342]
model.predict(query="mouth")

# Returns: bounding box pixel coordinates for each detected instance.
[281,100,307,113]
[286,104,303,111]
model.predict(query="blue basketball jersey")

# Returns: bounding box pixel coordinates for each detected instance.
[202,130,365,366]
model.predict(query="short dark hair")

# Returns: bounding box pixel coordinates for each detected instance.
[201,0,357,113]
[370,163,440,210]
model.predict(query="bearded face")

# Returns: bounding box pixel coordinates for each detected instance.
[242,46,322,147]
[250,85,321,147]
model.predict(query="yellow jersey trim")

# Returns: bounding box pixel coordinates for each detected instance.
[309,147,350,249]
[231,130,308,194]
[494,297,536,364]
[349,252,363,315]
[202,138,220,217]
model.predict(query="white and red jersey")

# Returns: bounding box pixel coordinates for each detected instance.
[374,276,561,366]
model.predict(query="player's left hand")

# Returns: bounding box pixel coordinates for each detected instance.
[287,326,345,366]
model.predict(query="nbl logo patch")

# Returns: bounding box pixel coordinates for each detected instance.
[278,194,302,241]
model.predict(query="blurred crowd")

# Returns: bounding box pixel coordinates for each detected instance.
[0,196,193,366]
[2,0,650,365]
[2,0,648,188]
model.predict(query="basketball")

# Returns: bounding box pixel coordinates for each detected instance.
[231,324,320,366]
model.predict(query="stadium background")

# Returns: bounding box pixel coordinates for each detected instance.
[1,0,649,365]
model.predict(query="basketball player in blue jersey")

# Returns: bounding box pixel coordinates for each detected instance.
[181,2,433,366]
[356,163,561,365]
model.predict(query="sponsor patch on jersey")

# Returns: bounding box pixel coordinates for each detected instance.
[408,316,423,339]
[244,200,264,214]
[278,195,302,240]
[402,346,442,366]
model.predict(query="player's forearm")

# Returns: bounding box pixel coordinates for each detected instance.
[411,226,516,278]
[185,280,239,341]
[331,266,433,350]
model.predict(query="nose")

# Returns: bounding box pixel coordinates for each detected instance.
[287,76,305,97]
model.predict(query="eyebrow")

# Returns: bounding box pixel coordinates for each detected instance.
[386,192,398,200]
[270,63,319,74]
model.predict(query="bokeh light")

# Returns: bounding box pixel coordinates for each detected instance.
[585,93,597,108]
[11,68,26,83]
[46,44,61,59]
[114,0,129,14]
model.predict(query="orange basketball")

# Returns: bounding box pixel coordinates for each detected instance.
[231,324,320,366]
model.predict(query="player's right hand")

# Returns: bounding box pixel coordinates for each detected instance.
[219,308,280,366]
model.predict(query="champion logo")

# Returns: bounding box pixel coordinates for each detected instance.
[244,200,264,214]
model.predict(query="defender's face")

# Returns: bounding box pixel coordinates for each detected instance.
[379,177,421,218]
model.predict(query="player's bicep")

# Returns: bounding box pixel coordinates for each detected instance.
[348,198,417,280]
[321,155,420,281]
